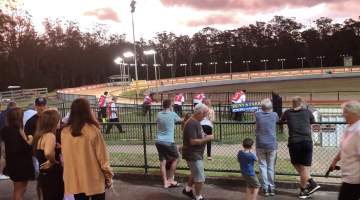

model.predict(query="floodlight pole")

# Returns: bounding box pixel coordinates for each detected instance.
[130,0,139,94]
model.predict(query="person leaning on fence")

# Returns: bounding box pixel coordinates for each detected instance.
[182,103,214,200]
[98,91,109,122]
[61,98,113,200]
[0,107,35,200]
[33,109,64,200]
[255,98,279,196]
[237,138,260,200]
[155,99,182,188]
[143,92,155,116]
[200,99,215,161]
[280,96,320,199]
[105,97,124,134]
[329,101,360,200]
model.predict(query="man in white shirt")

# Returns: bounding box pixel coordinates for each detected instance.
[173,93,185,117]
[105,97,124,134]
[330,101,360,200]
[231,90,246,121]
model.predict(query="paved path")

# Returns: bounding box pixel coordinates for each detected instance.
[0,178,339,200]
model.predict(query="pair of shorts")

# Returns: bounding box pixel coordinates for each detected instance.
[155,141,179,161]
[202,125,213,135]
[288,140,313,166]
[243,174,260,188]
[186,160,205,182]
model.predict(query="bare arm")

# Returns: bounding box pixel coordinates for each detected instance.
[330,151,341,170]
[190,135,214,145]
[43,134,57,164]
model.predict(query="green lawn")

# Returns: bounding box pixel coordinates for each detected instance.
[109,152,296,175]
[102,124,288,145]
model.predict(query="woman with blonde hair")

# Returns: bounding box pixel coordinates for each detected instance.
[61,98,113,200]
[33,109,64,200]
[0,107,34,200]
[200,99,215,160]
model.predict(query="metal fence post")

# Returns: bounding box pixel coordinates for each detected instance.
[142,124,148,175]
[219,104,223,142]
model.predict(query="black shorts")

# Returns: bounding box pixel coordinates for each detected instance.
[155,141,179,161]
[288,140,313,166]
[202,125,213,135]
[338,182,360,200]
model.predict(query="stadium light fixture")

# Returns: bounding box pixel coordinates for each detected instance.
[277,58,286,70]
[297,57,306,71]
[123,52,134,58]
[210,62,218,74]
[242,60,251,79]
[316,56,325,72]
[260,59,269,72]
[195,62,203,76]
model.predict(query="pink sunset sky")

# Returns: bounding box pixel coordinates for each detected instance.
[10,0,360,39]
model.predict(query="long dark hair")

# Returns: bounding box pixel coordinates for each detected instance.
[67,98,99,137]
[5,107,23,129]
[33,109,60,153]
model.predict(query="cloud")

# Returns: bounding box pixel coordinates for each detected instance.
[186,14,238,27]
[160,0,350,13]
[83,7,120,22]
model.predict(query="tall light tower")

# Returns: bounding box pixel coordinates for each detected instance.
[317,56,325,73]
[130,0,138,82]
[180,63,188,79]
[242,60,251,78]
[297,57,306,72]
[260,59,269,72]
[228,44,235,79]
[195,62,203,76]
[114,57,125,82]
[277,58,286,70]
[144,50,158,88]
[210,62,218,75]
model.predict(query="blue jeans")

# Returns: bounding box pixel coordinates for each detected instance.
[256,148,277,190]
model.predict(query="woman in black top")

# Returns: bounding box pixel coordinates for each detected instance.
[33,109,64,200]
[0,107,34,200]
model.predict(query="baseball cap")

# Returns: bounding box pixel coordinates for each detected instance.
[35,97,47,106]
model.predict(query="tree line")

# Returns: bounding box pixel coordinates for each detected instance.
[0,5,359,91]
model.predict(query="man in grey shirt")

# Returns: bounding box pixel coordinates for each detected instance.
[182,104,214,200]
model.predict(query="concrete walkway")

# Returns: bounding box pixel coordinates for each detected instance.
[0,178,339,200]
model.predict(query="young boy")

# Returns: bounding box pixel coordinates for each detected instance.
[237,138,260,200]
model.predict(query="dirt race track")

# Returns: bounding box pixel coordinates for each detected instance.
[66,77,360,104]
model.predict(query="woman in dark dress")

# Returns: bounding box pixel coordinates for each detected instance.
[33,109,64,200]
[0,107,34,200]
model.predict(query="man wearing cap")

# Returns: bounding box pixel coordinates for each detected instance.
[25,97,48,137]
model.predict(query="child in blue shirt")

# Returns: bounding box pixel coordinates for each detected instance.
[237,138,260,200]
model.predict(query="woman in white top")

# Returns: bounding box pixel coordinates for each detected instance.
[330,101,360,200]
[200,99,215,160]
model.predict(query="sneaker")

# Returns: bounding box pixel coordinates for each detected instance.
[262,188,270,196]
[182,188,195,199]
[269,188,275,196]
[298,189,310,199]
[207,157,213,161]
[307,179,320,195]
[0,174,10,180]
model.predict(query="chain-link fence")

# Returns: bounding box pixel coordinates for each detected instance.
[103,122,344,177]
